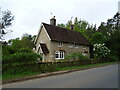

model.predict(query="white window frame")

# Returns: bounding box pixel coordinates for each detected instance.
[58,42,63,47]
[82,52,88,56]
[82,47,88,56]
[55,51,64,59]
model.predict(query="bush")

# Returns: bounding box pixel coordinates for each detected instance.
[2,52,42,65]
[18,48,32,53]
[107,55,118,61]
[66,53,89,61]
[93,43,110,59]
[2,45,16,56]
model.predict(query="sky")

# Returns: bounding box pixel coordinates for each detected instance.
[0,0,119,41]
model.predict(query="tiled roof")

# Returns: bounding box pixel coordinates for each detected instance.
[43,23,90,45]
[40,43,49,54]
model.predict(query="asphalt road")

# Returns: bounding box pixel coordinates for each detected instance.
[3,64,118,88]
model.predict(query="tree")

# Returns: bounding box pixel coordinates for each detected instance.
[85,24,96,41]
[57,23,65,28]
[106,29,120,60]
[21,33,34,49]
[91,32,105,44]
[98,12,120,60]
[3,33,34,56]
[8,33,34,50]
[8,38,22,52]
[0,10,14,40]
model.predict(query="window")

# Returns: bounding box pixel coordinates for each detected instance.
[58,42,63,47]
[68,43,73,48]
[74,43,79,48]
[55,51,59,58]
[82,52,88,56]
[55,51,64,59]
[82,48,88,56]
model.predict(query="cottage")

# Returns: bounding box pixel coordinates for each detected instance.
[34,17,91,62]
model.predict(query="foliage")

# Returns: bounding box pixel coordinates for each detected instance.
[57,23,65,28]
[2,52,42,65]
[4,33,34,56]
[2,45,15,56]
[106,30,120,60]
[98,12,120,60]
[3,60,115,80]
[21,33,34,49]
[107,54,118,61]
[8,38,22,52]
[91,32,105,44]
[0,10,14,40]
[65,53,89,61]
[18,48,32,53]
[93,43,110,59]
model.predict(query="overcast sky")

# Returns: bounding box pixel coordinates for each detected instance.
[0,0,119,41]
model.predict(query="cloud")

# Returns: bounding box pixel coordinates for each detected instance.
[0,0,119,41]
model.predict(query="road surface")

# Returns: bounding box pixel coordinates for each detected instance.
[3,64,118,88]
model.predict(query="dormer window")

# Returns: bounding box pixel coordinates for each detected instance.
[58,42,63,47]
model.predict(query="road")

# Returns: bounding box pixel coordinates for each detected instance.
[3,64,118,88]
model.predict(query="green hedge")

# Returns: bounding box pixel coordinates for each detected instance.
[65,53,89,61]
[2,52,42,65]
[18,48,32,53]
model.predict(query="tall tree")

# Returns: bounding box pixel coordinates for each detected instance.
[21,33,34,49]
[98,12,120,60]
[0,10,14,40]
[91,32,105,44]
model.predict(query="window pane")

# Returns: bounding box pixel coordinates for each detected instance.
[58,42,63,47]
[60,52,62,58]
[55,54,59,58]
[61,53,63,58]
[60,51,64,59]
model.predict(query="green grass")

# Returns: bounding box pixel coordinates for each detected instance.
[3,72,41,80]
[56,61,118,71]
[3,61,118,80]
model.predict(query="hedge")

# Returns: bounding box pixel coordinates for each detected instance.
[2,52,41,65]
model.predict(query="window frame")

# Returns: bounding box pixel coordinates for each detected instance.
[55,51,64,59]
[68,43,73,48]
[58,42,63,47]
[74,43,79,48]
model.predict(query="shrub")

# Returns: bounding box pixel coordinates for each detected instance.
[18,48,32,53]
[93,43,110,59]
[2,52,42,65]
[2,45,16,56]
[66,53,89,61]
[107,55,118,61]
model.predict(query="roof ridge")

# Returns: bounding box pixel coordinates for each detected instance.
[42,22,80,33]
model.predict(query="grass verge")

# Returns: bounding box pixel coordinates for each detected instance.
[56,61,118,71]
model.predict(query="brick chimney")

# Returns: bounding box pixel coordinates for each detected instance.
[50,16,56,26]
